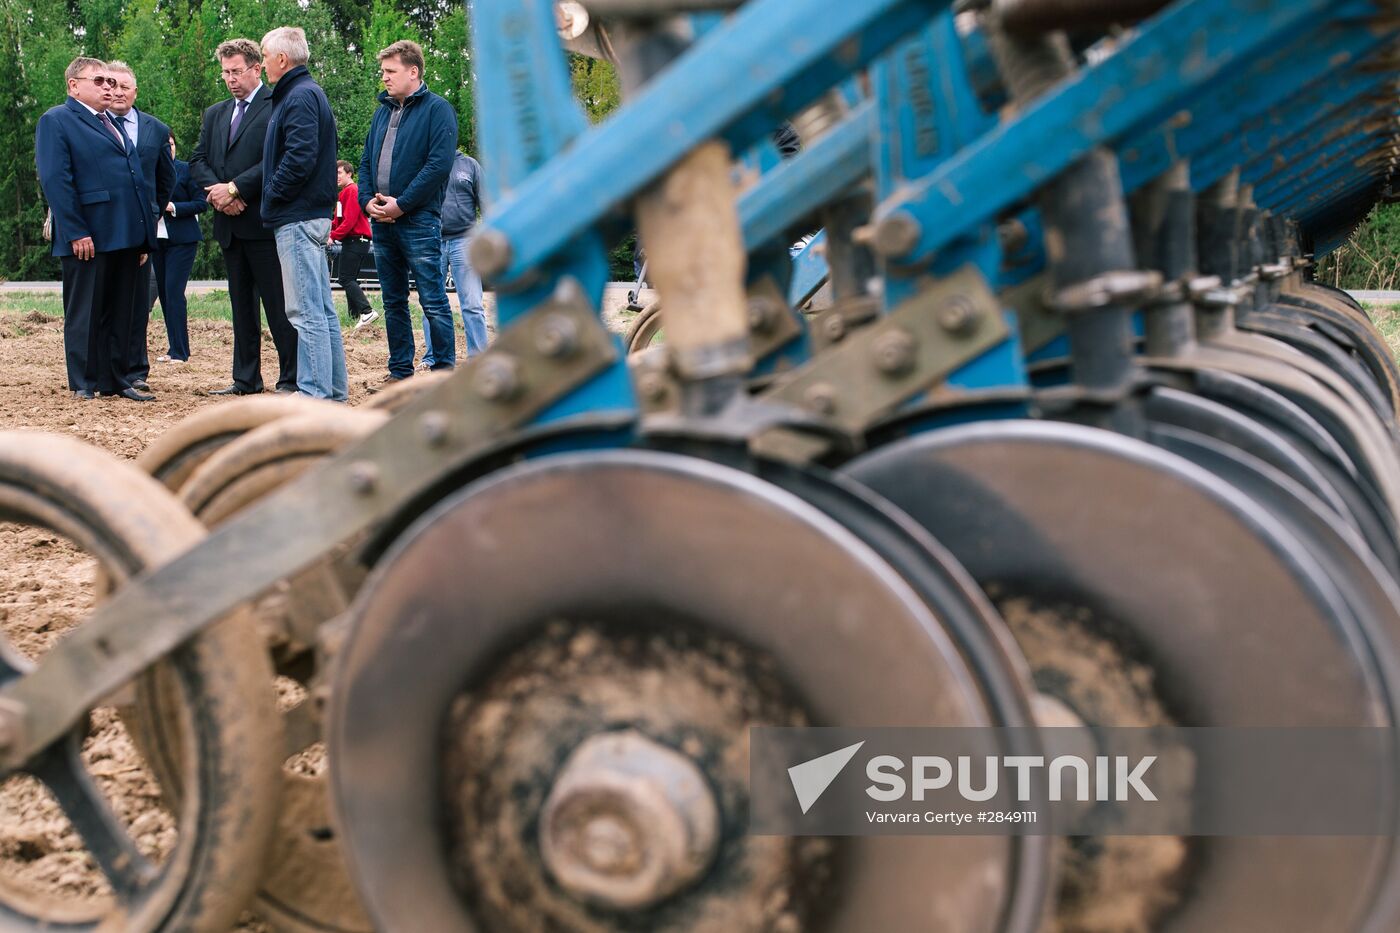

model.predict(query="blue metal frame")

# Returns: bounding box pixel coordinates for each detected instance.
[876,0,1361,264]
[467,0,1400,432]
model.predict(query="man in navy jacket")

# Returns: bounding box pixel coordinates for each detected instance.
[260,26,346,401]
[105,61,175,390]
[189,37,298,397]
[358,39,458,387]
[36,57,168,401]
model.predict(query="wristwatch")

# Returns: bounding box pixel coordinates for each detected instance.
[227,181,239,199]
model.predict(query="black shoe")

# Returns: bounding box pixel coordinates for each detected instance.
[131,379,150,392]
[274,387,298,395]
[209,385,260,396]
[73,390,94,400]
[100,388,155,402]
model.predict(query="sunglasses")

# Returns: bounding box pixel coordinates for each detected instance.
[82,75,118,88]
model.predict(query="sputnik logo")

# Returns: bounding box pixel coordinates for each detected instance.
[787,741,865,814]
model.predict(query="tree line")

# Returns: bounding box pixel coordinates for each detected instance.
[0,0,621,281]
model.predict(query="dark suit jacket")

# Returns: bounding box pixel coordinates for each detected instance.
[189,85,274,246]
[161,160,206,245]
[35,98,158,256]
[122,109,176,220]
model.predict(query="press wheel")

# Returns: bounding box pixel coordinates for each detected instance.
[0,432,281,932]
[151,409,387,933]
[329,449,1051,932]
[846,420,1400,931]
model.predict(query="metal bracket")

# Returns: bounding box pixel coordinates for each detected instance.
[745,276,806,361]
[1002,272,1064,355]
[0,285,618,770]
[758,265,1010,435]
[1044,270,1164,314]
[808,294,882,356]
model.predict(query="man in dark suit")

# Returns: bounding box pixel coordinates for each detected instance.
[189,37,297,395]
[153,134,207,362]
[105,61,175,392]
[35,57,165,401]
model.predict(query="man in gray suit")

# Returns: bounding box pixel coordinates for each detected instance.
[188,37,298,395]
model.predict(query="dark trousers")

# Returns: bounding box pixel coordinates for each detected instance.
[60,248,141,394]
[337,236,373,317]
[224,235,297,392]
[146,261,158,312]
[153,241,198,361]
[122,256,156,384]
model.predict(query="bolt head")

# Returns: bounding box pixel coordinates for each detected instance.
[871,328,917,376]
[419,411,450,447]
[872,211,922,258]
[534,314,579,359]
[804,383,838,415]
[469,229,513,281]
[936,296,979,335]
[820,314,846,342]
[474,355,521,402]
[347,461,379,495]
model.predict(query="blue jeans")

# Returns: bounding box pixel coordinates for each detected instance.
[373,214,455,378]
[274,218,347,401]
[425,233,488,364]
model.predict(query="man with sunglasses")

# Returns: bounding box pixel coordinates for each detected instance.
[36,57,165,401]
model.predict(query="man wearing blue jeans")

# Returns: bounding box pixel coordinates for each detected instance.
[259,26,346,401]
[359,39,457,388]
[422,151,487,367]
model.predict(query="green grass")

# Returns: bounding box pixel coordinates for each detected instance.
[0,289,367,330]
[1363,303,1400,362]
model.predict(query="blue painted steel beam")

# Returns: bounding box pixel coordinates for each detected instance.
[1254,132,1394,205]
[1194,60,1394,185]
[1274,163,1389,216]
[738,102,875,252]
[1133,45,1384,194]
[879,0,1363,263]
[1113,0,1382,193]
[1237,96,1398,190]
[1273,165,1391,219]
[472,0,634,417]
[481,0,952,285]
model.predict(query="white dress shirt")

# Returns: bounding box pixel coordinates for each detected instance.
[231,84,265,128]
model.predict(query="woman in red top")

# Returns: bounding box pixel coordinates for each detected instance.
[331,160,377,329]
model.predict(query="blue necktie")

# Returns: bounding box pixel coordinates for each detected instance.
[100,111,127,152]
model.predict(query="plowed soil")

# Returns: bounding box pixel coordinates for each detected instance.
[0,308,454,930]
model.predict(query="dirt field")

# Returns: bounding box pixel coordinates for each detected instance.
[0,307,457,929]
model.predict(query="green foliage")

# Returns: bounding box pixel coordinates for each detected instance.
[1316,204,1400,291]
[570,54,620,124]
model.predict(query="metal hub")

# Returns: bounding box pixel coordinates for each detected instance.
[438,617,815,931]
[538,731,720,910]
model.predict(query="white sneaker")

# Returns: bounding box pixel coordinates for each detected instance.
[354,310,379,331]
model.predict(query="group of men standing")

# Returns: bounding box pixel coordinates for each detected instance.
[36,30,487,404]
[36,58,175,400]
